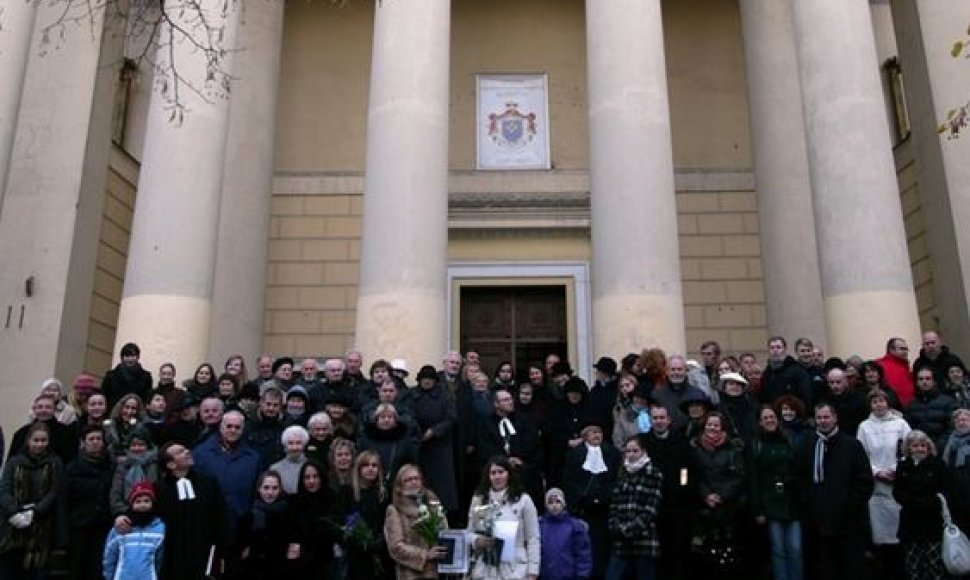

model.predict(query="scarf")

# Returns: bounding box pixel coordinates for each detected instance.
[499,417,516,454]
[128,509,156,528]
[700,429,727,452]
[636,408,652,433]
[582,444,608,474]
[813,427,839,483]
[652,428,670,440]
[250,498,288,533]
[122,451,156,502]
[943,430,970,467]
[624,454,650,473]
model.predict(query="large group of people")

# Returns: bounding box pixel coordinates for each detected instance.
[0,331,969,580]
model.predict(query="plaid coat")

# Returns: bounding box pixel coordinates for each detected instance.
[607,460,662,557]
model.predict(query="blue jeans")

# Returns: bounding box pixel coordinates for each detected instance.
[768,520,803,580]
[604,554,655,580]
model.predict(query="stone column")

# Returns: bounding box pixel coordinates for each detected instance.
[0,0,37,215]
[355,0,450,366]
[586,0,685,356]
[208,0,285,364]
[791,0,920,358]
[115,0,236,375]
[738,0,826,345]
[891,0,970,349]
[0,5,119,432]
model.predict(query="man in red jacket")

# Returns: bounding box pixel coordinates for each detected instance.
[876,337,915,406]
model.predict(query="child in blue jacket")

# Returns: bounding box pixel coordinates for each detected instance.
[539,487,592,579]
[103,481,165,580]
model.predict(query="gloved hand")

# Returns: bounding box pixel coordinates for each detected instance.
[8,511,30,529]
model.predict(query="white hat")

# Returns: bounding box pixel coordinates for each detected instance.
[390,359,409,376]
[718,371,749,387]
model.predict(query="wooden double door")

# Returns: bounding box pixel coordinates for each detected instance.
[459,285,567,381]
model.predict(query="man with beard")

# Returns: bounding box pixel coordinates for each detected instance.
[101,342,152,411]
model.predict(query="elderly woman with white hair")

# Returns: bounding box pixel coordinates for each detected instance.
[305,412,334,466]
[270,424,309,494]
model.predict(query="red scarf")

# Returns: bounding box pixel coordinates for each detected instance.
[700,430,728,452]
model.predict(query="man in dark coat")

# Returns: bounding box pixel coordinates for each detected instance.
[100,341,153,411]
[244,385,285,468]
[651,354,708,434]
[795,403,874,580]
[914,331,967,386]
[477,387,543,502]
[402,365,459,514]
[906,367,959,447]
[193,410,262,530]
[65,424,114,580]
[587,357,618,438]
[819,368,868,437]
[156,440,227,579]
[761,336,813,408]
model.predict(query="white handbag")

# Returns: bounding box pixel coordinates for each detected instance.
[938,493,970,575]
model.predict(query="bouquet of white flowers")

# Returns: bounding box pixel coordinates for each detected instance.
[411,495,446,547]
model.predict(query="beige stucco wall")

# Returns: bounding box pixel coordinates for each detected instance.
[268,0,760,361]
[275,0,752,172]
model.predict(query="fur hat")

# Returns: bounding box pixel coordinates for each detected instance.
[416,365,438,382]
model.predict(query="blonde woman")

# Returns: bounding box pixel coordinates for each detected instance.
[384,464,449,579]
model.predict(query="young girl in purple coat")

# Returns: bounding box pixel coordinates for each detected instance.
[539,487,592,580]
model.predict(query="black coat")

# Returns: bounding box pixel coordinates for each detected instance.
[893,455,947,543]
[65,452,113,529]
[156,469,227,580]
[357,422,419,491]
[820,389,869,437]
[7,419,77,465]
[346,486,393,580]
[245,414,285,469]
[761,356,813,408]
[906,388,959,445]
[795,430,874,537]
[547,398,593,487]
[716,392,760,441]
[101,363,153,411]
[402,384,458,512]
[643,429,694,517]
[562,442,620,577]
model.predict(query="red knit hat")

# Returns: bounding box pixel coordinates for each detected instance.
[128,481,156,504]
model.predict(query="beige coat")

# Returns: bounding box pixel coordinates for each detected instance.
[384,491,449,580]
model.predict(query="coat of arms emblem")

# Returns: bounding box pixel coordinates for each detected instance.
[487,102,537,149]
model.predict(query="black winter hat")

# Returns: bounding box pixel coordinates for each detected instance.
[416,365,438,382]
[272,357,295,375]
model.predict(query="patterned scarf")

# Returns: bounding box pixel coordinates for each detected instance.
[813,427,839,483]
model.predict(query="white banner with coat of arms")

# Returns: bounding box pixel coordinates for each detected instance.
[477,74,550,170]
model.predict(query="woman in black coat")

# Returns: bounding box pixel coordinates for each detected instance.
[357,404,420,492]
[346,451,393,580]
[563,423,621,579]
[291,460,338,580]
[0,423,65,580]
[403,366,458,515]
[894,430,949,580]
[547,377,593,489]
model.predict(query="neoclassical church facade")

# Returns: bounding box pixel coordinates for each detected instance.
[0,0,968,430]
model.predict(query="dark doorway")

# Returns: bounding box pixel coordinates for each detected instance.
[459,285,567,382]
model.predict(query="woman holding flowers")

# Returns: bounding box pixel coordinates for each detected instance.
[467,456,541,580]
[384,464,449,579]
[347,450,393,580]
